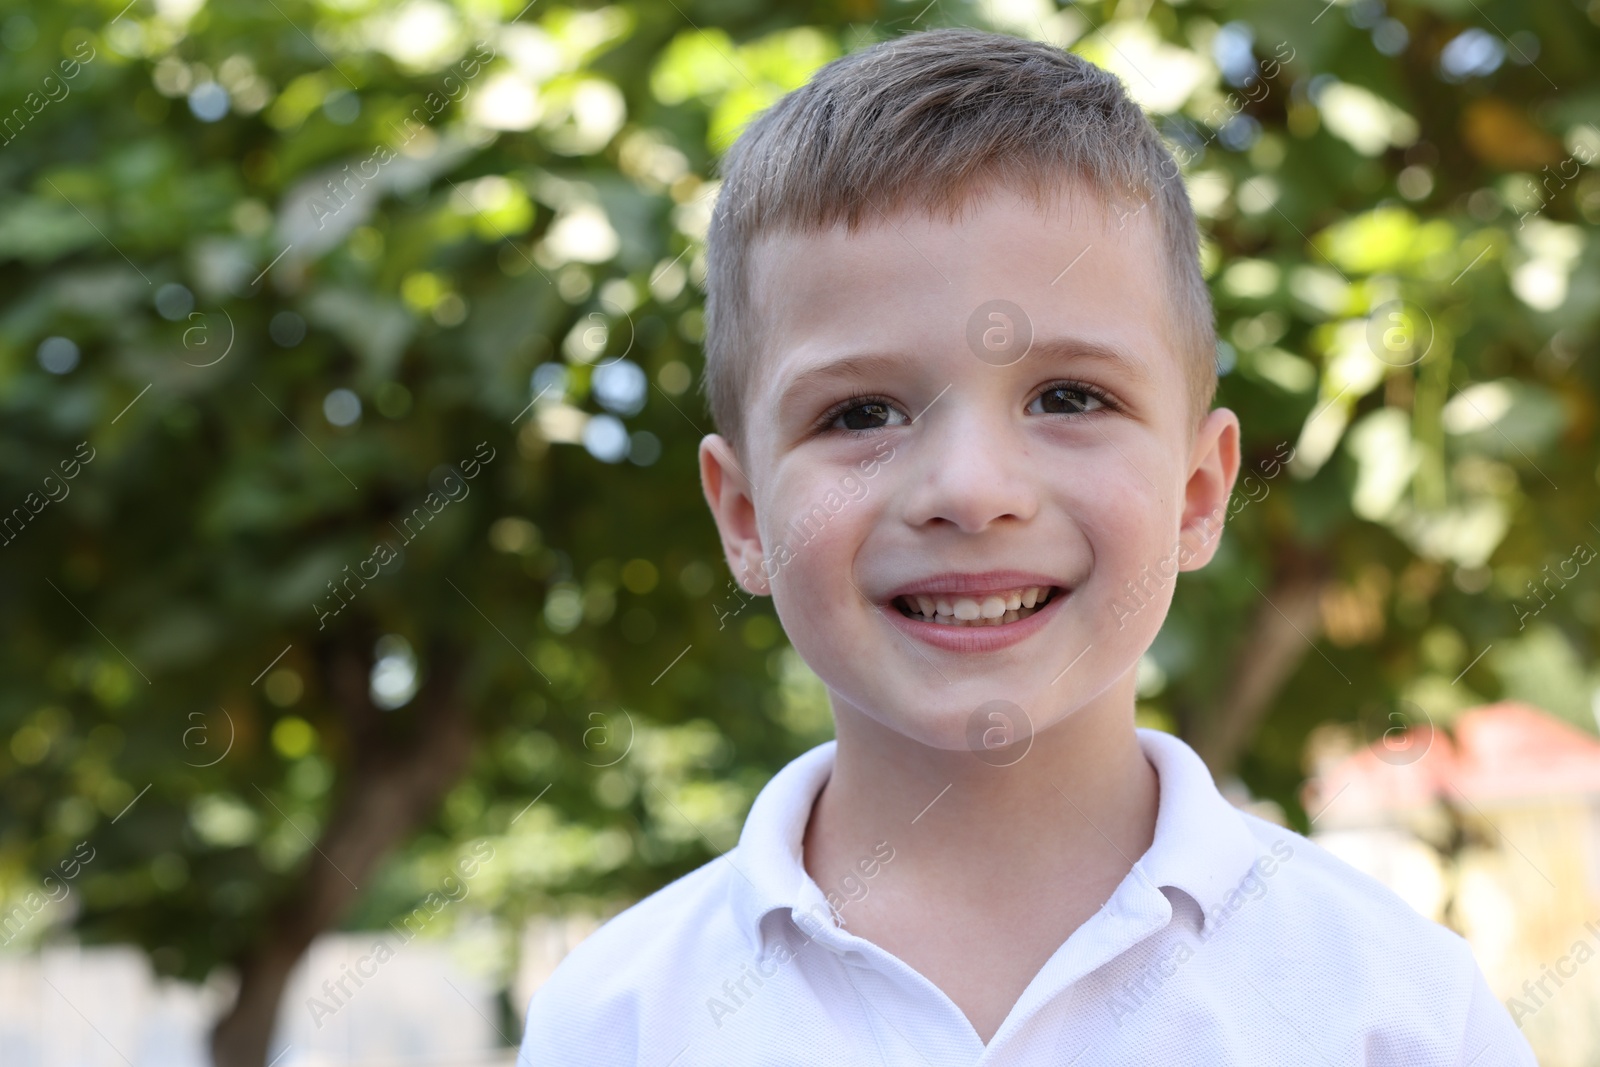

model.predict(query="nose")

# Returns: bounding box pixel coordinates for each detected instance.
[898,401,1041,533]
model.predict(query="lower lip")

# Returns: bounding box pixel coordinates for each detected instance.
[882,591,1068,653]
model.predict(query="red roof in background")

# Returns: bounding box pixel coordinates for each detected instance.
[1302,702,1600,822]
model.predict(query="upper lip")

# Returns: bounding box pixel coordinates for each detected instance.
[884,570,1068,601]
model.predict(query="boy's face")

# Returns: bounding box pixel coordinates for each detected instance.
[700,182,1240,752]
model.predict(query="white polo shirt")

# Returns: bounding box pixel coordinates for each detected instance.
[519,729,1535,1065]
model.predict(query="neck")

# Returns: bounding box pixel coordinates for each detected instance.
[803,683,1159,914]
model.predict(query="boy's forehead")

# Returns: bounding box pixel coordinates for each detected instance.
[747,179,1134,291]
[742,182,1180,410]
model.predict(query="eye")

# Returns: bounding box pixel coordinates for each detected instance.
[820,396,910,433]
[1027,381,1114,417]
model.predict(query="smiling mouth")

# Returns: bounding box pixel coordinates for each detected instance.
[892,586,1062,627]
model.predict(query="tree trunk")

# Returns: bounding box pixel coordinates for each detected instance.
[1186,568,1328,779]
[210,638,472,1067]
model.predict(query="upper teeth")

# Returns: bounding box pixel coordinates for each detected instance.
[906,586,1051,620]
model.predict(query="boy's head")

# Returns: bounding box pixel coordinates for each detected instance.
[698,28,1241,753]
[702,27,1217,458]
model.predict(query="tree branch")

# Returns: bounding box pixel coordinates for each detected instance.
[210,637,473,1067]
[1186,568,1328,779]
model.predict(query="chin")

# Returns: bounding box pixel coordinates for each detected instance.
[870,689,1042,758]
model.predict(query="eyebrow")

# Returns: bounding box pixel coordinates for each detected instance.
[1025,336,1154,385]
[777,352,914,410]
[776,336,1154,411]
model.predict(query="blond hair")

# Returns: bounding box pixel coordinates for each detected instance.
[701,27,1216,454]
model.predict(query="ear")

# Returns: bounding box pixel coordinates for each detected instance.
[698,434,770,595]
[1177,408,1242,572]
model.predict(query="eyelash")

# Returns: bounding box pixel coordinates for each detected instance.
[813,380,1120,436]
[810,394,896,437]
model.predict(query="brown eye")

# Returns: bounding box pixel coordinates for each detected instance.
[831,400,907,431]
[1028,385,1106,416]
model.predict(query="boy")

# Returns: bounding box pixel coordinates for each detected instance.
[520,27,1535,1065]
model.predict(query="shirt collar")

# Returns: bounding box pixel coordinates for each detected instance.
[727,728,1264,945]
[1132,726,1265,930]
[727,739,840,949]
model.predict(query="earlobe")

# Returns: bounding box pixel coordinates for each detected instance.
[698,434,769,596]
[739,562,771,597]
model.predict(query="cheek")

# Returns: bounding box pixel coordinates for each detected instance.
[762,467,885,641]
[1103,486,1174,569]
[766,499,872,600]
[1060,460,1182,628]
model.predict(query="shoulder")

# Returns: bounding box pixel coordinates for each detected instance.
[1235,811,1467,963]
[1229,813,1533,1063]
[518,849,754,1064]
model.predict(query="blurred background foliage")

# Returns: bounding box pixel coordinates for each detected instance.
[0,0,1595,1061]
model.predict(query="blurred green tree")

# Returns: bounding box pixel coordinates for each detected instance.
[0,1,1594,1065]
